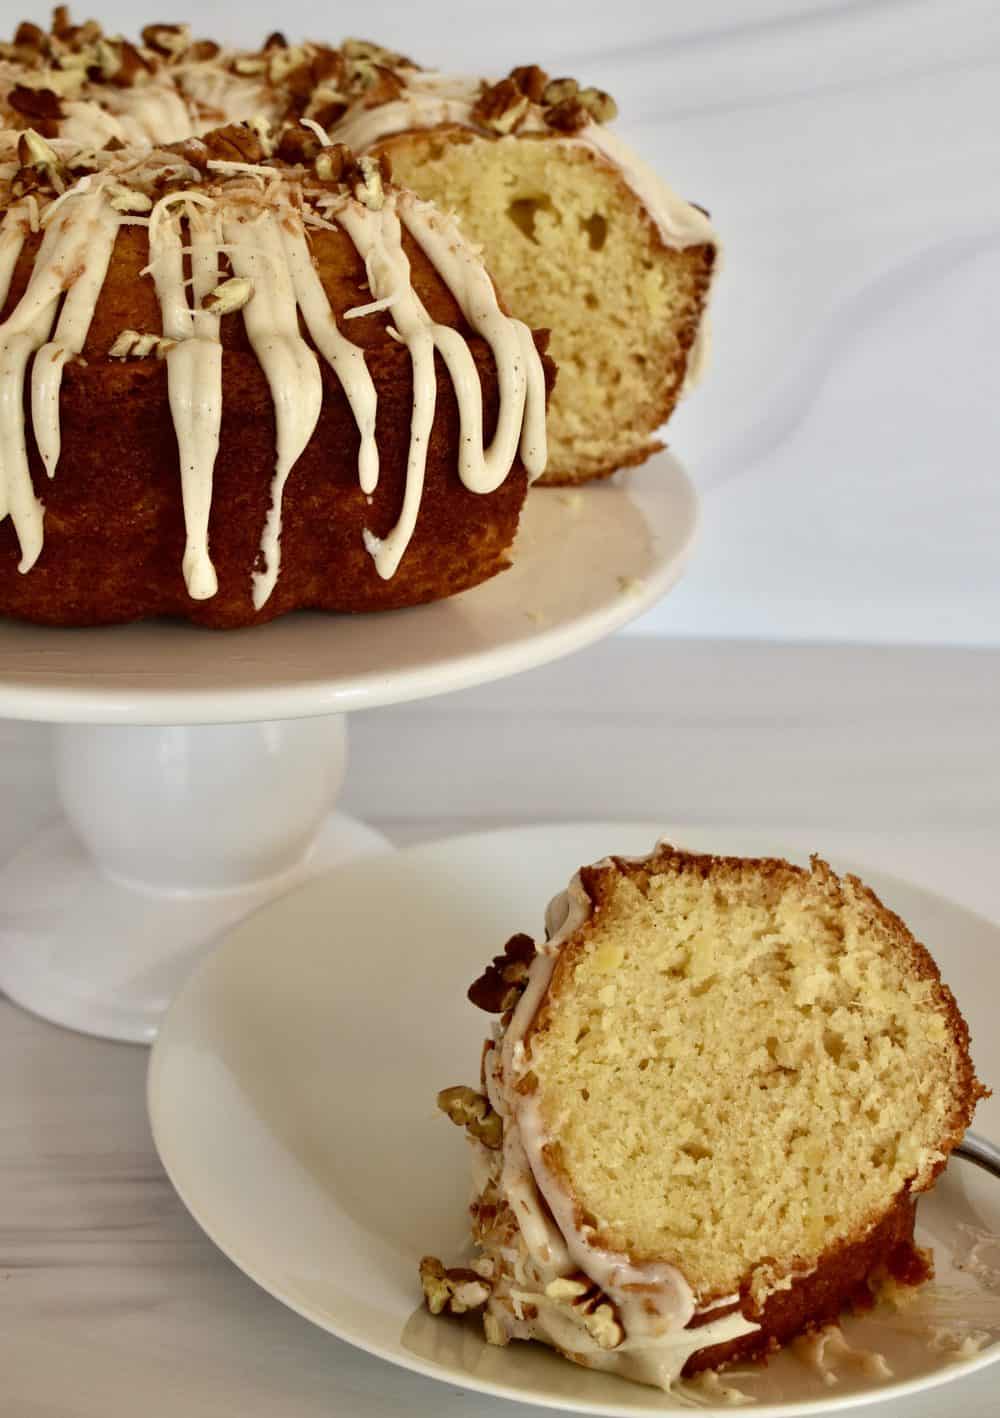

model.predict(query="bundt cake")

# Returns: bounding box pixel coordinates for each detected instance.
[0,124,551,627]
[1,13,717,491]
[423,844,986,1392]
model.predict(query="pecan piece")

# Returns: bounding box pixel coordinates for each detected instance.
[473,77,529,135]
[141,23,190,57]
[201,123,265,164]
[14,21,47,51]
[202,277,255,316]
[544,98,589,133]
[509,64,549,103]
[314,142,351,184]
[350,152,385,209]
[542,76,579,106]
[109,329,176,360]
[419,1256,491,1316]
[276,126,321,164]
[577,86,617,123]
[436,1085,502,1149]
[185,39,221,63]
[545,1274,624,1348]
[111,40,153,87]
[468,932,536,1013]
[8,84,64,123]
[51,6,73,39]
[342,36,409,68]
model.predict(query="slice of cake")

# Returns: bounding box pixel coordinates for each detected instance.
[339,66,717,485]
[422,844,986,1391]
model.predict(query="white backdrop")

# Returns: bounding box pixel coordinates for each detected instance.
[39,0,1000,643]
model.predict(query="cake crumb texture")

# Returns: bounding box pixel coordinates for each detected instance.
[527,848,985,1309]
[381,131,714,483]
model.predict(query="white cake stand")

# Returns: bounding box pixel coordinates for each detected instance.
[0,454,697,1044]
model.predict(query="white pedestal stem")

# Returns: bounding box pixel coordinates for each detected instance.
[0,717,388,1044]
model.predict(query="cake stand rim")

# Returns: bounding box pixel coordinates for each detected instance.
[0,451,698,726]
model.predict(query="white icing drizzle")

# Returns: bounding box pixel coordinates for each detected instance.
[0,143,544,607]
[337,190,546,579]
[281,220,379,494]
[479,862,760,1391]
[0,201,28,307]
[0,190,111,568]
[31,197,119,478]
[149,195,223,600]
[223,207,323,609]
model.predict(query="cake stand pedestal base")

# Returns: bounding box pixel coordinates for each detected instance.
[0,718,389,1043]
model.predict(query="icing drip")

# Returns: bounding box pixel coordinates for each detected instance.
[222,208,323,609]
[338,191,547,578]
[280,220,379,494]
[0,191,111,569]
[31,197,119,478]
[339,198,436,580]
[149,195,224,600]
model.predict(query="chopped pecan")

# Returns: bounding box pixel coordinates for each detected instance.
[106,181,153,213]
[14,21,47,51]
[163,136,209,172]
[473,77,529,134]
[109,329,176,360]
[545,83,617,131]
[359,64,404,109]
[200,123,265,164]
[309,95,348,131]
[542,76,578,106]
[483,1310,510,1345]
[91,38,121,80]
[267,44,309,86]
[468,932,536,1013]
[351,152,385,209]
[185,39,220,63]
[576,86,617,123]
[544,98,589,133]
[141,23,190,57]
[202,277,255,315]
[51,6,73,39]
[436,1085,502,1149]
[8,85,64,123]
[342,36,409,68]
[509,64,549,103]
[310,47,344,85]
[419,1256,491,1316]
[545,1274,624,1348]
[263,31,288,50]
[314,142,351,184]
[275,126,321,164]
[111,40,153,87]
[17,127,60,170]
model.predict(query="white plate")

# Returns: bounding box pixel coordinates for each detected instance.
[148,823,1000,1416]
[0,454,695,724]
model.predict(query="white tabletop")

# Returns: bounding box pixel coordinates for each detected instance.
[2,637,999,1416]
